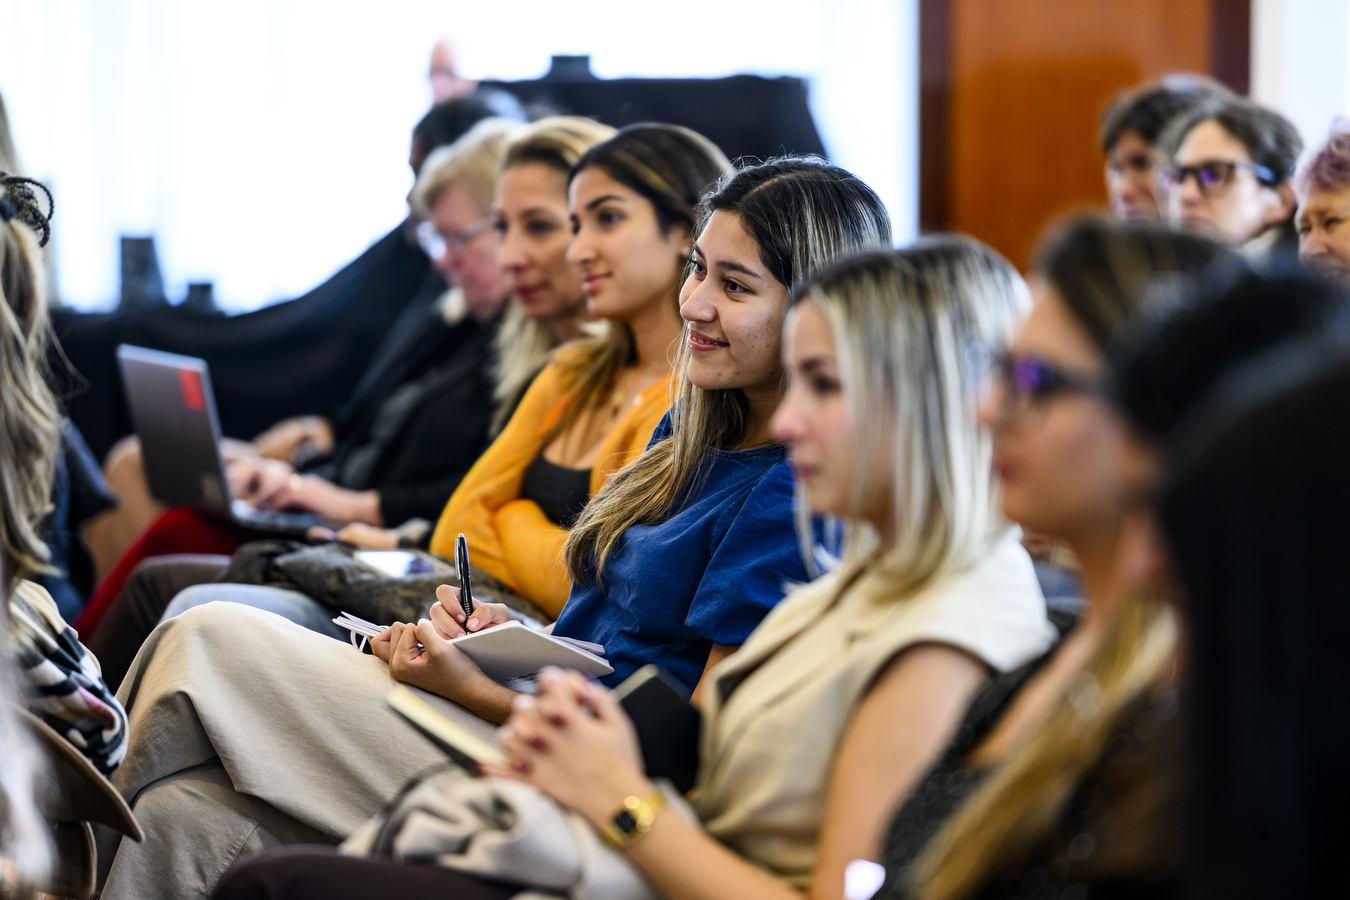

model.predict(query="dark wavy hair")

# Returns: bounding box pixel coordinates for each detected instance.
[0,173,59,596]
[564,156,891,584]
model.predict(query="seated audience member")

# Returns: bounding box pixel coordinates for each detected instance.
[1099,74,1230,221]
[879,218,1232,900]
[82,117,616,689]
[75,119,521,638]
[1,173,128,774]
[1158,96,1302,261]
[93,155,892,900]
[1296,118,1350,285]
[211,238,1056,900]
[1154,341,1350,900]
[80,92,527,586]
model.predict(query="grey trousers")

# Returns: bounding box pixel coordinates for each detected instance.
[95,602,499,900]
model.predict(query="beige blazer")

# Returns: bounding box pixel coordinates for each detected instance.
[692,531,1056,886]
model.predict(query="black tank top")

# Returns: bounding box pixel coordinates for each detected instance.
[520,455,591,528]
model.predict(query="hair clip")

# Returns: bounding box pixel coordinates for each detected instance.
[0,172,54,248]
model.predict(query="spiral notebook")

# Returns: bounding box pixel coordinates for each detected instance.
[333,612,611,691]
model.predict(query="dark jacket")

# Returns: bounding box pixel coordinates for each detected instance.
[306,300,502,525]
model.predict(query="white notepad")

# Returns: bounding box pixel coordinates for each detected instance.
[332,612,612,688]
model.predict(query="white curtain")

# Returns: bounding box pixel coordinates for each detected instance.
[0,0,915,311]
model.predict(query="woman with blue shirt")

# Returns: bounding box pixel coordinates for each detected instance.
[93,156,892,899]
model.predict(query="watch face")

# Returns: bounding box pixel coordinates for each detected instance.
[614,810,638,834]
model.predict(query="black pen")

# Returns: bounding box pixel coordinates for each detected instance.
[454,533,476,628]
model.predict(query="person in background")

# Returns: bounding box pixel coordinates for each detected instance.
[1158,96,1302,262]
[1296,118,1350,286]
[77,120,521,668]
[880,218,1232,900]
[1098,74,1230,222]
[428,36,479,104]
[93,155,889,900]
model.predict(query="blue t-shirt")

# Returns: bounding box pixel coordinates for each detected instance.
[552,415,808,695]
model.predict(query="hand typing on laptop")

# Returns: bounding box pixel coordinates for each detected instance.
[227,456,383,525]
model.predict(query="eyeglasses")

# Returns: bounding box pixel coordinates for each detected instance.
[416,217,495,260]
[990,352,1104,417]
[1157,159,1278,197]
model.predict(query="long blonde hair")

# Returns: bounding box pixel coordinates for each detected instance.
[0,172,56,895]
[0,176,58,596]
[489,117,616,432]
[564,157,892,584]
[540,124,731,451]
[908,217,1229,900]
[912,598,1178,900]
[799,240,1027,600]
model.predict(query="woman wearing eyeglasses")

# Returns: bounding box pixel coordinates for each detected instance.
[876,217,1231,900]
[1157,97,1302,263]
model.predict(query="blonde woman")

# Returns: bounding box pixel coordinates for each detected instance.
[211,239,1055,900]
[880,219,1232,900]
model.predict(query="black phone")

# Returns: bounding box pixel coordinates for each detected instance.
[454,533,475,621]
[615,665,702,794]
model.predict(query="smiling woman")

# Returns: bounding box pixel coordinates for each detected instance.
[556,156,894,695]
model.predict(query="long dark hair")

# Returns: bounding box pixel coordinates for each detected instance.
[540,124,731,449]
[564,157,891,584]
[1156,340,1350,900]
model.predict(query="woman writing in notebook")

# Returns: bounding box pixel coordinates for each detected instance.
[95,154,890,900]
[209,240,1056,900]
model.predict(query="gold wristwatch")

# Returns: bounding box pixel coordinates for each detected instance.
[601,790,667,848]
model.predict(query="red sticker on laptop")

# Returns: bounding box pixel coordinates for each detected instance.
[178,368,206,411]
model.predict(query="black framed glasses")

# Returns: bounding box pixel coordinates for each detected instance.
[1157,159,1278,197]
[990,352,1104,417]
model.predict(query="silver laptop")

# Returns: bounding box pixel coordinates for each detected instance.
[117,344,333,536]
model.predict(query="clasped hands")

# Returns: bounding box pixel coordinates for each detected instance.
[486,667,654,833]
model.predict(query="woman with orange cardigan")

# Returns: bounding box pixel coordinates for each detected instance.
[421,123,732,617]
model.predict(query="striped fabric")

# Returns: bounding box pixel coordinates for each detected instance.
[8,580,128,774]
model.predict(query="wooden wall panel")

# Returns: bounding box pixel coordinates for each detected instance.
[933,0,1215,269]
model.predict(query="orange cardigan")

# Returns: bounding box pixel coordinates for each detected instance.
[429,347,673,618]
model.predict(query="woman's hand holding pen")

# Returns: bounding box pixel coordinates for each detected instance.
[368,591,517,723]
[431,586,512,637]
